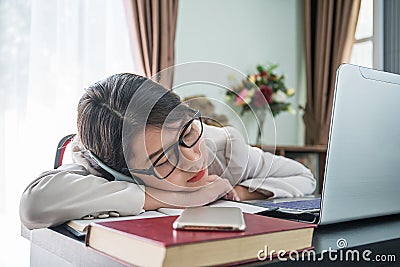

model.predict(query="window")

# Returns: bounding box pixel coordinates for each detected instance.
[0,0,135,266]
[350,0,374,68]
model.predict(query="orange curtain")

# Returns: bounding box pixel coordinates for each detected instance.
[124,0,179,88]
[303,0,361,145]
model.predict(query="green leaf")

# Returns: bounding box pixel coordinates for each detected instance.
[267,64,278,73]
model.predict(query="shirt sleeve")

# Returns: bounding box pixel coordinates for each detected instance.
[223,126,317,198]
[19,163,145,230]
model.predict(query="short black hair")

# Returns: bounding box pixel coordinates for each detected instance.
[77,73,184,180]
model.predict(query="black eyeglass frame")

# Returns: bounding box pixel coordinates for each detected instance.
[125,109,203,180]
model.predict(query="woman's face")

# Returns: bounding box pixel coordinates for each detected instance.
[127,118,209,191]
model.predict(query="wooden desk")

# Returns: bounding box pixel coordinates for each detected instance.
[23,213,400,266]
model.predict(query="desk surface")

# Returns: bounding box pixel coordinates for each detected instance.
[24,213,400,266]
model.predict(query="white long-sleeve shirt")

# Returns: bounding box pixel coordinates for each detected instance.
[20,125,316,229]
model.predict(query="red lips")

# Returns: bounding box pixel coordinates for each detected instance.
[187,169,206,183]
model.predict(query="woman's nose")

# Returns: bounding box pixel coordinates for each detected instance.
[178,138,203,169]
[179,142,201,161]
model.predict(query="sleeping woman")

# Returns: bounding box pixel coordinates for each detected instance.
[19,73,316,229]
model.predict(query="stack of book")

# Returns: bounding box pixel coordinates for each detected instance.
[66,201,316,266]
[85,216,315,266]
[65,200,269,236]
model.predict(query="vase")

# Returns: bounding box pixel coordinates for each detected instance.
[255,108,267,145]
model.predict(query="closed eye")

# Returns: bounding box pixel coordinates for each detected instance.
[155,159,168,167]
[184,126,194,137]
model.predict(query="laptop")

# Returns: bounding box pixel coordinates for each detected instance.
[244,64,400,225]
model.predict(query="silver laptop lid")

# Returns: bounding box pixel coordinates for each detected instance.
[320,64,400,225]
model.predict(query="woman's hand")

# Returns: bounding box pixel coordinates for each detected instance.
[233,185,271,201]
[143,175,239,210]
[205,175,240,202]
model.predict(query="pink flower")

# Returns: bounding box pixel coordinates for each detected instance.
[235,89,248,106]
[253,89,267,107]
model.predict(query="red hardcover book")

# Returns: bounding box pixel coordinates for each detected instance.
[86,213,316,267]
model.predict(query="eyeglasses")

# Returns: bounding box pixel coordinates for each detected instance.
[125,109,203,180]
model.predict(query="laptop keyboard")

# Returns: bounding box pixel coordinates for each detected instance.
[253,198,321,211]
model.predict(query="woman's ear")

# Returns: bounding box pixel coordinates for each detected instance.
[89,151,144,185]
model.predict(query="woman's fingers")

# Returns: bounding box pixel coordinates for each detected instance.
[187,176,232,205]
[204,174,220,183]
[147,176,239,207]
[219,179,240,201]
[224,188,240,201]
[212,177,239,201]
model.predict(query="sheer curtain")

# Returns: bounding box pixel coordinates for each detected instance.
[0,0,135,265]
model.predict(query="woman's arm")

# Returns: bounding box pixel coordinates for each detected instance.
[143,175,239,210]
[223,127,317,199]
[238,152,316,198]
[233,185,271,201]
[19,164,145,230]
[20,163,238,229]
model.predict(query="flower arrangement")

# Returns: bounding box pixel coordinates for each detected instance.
[225,64,295,117]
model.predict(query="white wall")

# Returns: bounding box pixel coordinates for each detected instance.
[174,0,306,145]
